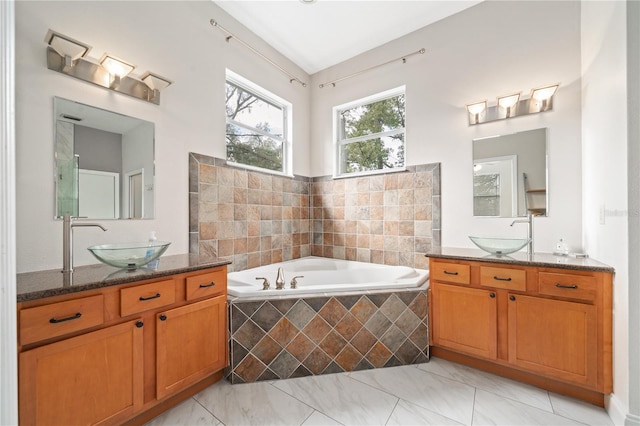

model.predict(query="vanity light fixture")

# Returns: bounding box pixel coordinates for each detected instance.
[44,29,172,105]
[466,84,559,125]
[466,101,487,125]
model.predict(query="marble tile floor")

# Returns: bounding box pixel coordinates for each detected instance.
[145,357,614,426]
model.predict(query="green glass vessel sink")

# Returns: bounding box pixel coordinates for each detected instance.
[469,236,530,255]
[87,241,171,269]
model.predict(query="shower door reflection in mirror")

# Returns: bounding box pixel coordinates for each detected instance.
[54,97,155,219]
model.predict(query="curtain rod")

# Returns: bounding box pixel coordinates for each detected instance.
[318,48,425,89]
[210,19,307,88]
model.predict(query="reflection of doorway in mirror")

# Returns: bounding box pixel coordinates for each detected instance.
[125,169,144,219]
[78,169,120,219]
[473,155,517,217]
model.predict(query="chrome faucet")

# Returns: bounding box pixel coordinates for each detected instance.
[62,215,107,274]
[510,213,534,254]
[275,267,285,290]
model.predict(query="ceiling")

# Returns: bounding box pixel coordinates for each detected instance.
[214,0,482,75]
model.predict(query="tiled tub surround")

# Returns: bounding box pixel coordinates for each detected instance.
[189,153,312,272]
[189,153,441,272]
[227,289,429,383]
[310,164,440,270]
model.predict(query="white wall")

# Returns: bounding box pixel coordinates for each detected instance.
[122,122,154,218]
[310,1,583,254]
[581,1,629,423]
[15,1,311,272]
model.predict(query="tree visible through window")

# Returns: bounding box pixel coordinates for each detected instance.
[335,88,406,176]
[225,73,290,174]
[474,174,501,216]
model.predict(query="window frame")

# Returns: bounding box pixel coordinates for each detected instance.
[333,86,407,179]
[225,69,293,177]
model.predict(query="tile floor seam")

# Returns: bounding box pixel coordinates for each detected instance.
[383,398,401,426]
[470,386,477,426]
[265,379,327,417]
[475,386,554,414]
[191,395,224,425]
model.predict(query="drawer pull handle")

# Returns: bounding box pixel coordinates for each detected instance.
[139,293,161,301]
[199,282,216,288]
[493,276,512,282]
[159,314,167,321]
[443,271,459,275]
[49,312,81,324]
[555,283,578,289]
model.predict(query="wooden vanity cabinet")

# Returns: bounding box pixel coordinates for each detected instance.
[429,258,612,405]
[17,265,228,425]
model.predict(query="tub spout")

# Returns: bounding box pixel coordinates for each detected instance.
[275,267,285,290]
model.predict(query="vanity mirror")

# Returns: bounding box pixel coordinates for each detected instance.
[54,97,155,219]
[472,128,547,218]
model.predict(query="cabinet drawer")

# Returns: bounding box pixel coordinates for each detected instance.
[20,295,104,345]
[121,279,176,317]
[431,262,470,284]
[480,266,526,291]
[539,272,596,302]
[186,269,227,301]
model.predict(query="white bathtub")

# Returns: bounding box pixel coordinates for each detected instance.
[227,256,429,298]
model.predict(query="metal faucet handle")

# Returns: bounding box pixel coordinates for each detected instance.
[275,267,285,290]
[256,277,270,290]
[290,276,304,289]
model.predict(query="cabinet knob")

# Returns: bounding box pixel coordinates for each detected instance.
[159,314,167,321]
[135,321,144,328]
[489,292,496,298]
[509,295,516,301]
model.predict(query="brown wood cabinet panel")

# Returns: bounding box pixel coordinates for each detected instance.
[156,295,227,399]
[186,269,227,300]
[431,262,470,285]
[432,283,497,359]
[508,293,597,387]
[480,266,526,291]
[20,294,104,346]
[120,279,175,317]
[19,319,144,425]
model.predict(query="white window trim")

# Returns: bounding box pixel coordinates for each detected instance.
[225,69,293,177]
[333,85,406,178]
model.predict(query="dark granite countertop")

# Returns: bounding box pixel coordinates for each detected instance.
[425,247,614,273]
[17,254,232,303]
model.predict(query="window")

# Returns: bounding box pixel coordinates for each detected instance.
[473,173,501,216]
[334,87,406,177]
[225,70,292,175]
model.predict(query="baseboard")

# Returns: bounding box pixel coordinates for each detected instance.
[606,393,630,426]
[625,413,640,426]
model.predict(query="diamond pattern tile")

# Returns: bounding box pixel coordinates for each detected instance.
[286,300,316,330]
[396,339,421,364]
[252,335,282,365]
[252,302,283,332]
[409,322,429,351]
[269,351,300,379]
[368,293,391,308]
[335,344,362,371]
[270,298,298,315]
[303,315,332,344]
[365,311,393,338]
[269,317,300,347]
[318,298,348,326]
[234,320,266,349]
[351,328,378,356]
[395,308,421,336]
[231,305,249,331]
[235,354,266,383]
[257,368,279,381]
[335,312,361,341]
[366,341,393,368]
[350,296,378,324]
[319,330,348,358]
[337,295,362,310]
[381,324,408,353]
[408,292,428,318]
[397,291,419,306]
[290,364,313,378]
[380,294,406,322]
[232,340,249,366]
[236,301,265,317]
[304,297,330,312]
[286,333,316,362]
[304,347,332,374]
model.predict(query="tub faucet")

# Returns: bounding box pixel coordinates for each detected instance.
[275,267,285,290]
[510,213,534,255]
[62,215,107,274]
[290,276,304,289]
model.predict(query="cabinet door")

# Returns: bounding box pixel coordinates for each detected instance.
[19,319,144,425]
[432,283,497,359]
[156,295,227,399]
[508,294,597,388]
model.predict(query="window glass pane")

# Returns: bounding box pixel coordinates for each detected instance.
[226,82,283,138]
[226,124,283,172]
[340,133,404,174]
[473,174,500,216]
[340,94,405,140]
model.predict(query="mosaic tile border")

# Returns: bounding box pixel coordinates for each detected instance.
[227,289,429,383]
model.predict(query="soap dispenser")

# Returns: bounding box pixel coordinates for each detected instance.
[553,238,569,256]
[146,231,160,269]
